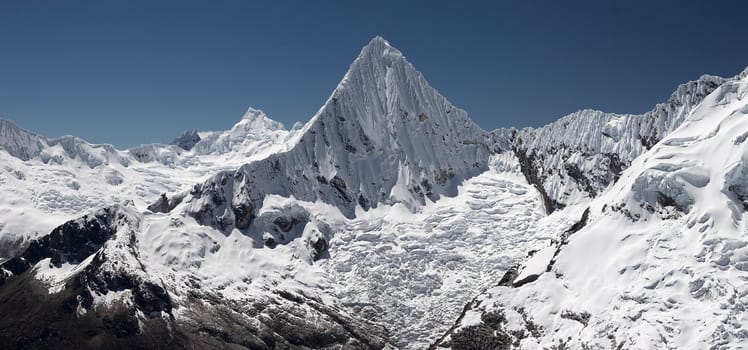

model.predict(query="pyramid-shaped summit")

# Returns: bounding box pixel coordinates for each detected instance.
[181,37,494,229]
[318,36,484,143]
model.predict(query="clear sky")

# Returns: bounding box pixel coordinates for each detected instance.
[2,1,748,148]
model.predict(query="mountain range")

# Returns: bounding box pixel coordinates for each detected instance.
[0,37,746,349]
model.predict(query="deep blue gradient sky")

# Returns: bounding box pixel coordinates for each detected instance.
[2,1,748,148]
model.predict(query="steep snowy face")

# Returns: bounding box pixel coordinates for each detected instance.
[309,37,492,201]
[0,119,46,161]
[436,72,748,350]
[180,37,493,229]
[511,74,726,212]
[638,74,726,147]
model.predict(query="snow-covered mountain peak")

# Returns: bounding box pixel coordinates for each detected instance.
[238,107,286,131]
[316,36,484,149]
[176,37,493,234]
[354,35,402,66]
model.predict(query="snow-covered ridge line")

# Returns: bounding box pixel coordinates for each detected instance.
[0,105,291,168]
[507,73,728,212]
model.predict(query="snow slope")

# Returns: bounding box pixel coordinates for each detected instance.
[435,68,748,349]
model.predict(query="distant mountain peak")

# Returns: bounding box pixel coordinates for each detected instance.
[170,129,201,150]
[237,107,285,132]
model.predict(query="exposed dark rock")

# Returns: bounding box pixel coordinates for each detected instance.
[512,274,540,288]
[513,147,564,214]
[560,310,591,327]
[564,163,597,197]
[147,193,183,214]
[272,216,301,233]
[233,203,255,230]
[434,168,455,185]
[639,134,659,149]
[179,289,389,350]
[444,311,512,350]
[330,175,353,203]
[0,273,189,350]
[430,296,484,349]
[358,193,371,210]
[0,205,386,349]
[546,207,590,273]
[170,129,201,151]
[497,265,519,287]
[0,208,122,287]
[656,192,682,212]
[565,207,590,236]
[311,237,328,261]
[728,184,748,211]
[604,152,625,181]
[264,237,277,248]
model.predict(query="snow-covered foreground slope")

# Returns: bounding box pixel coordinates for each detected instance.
[435,71,748,349]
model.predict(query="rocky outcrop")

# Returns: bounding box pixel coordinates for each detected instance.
[170,129,201,150]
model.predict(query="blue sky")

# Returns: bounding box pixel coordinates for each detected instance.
[2,0,748,148]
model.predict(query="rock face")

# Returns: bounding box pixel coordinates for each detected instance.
[170,129,201,150]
